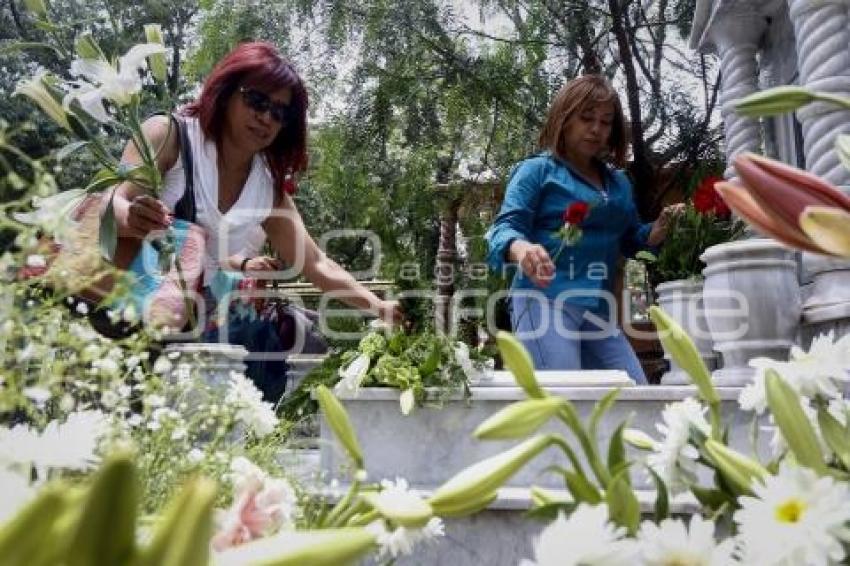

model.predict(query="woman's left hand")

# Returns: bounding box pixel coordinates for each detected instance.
[648,203,686,246]
[376,300,404,327]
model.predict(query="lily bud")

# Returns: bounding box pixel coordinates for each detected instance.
[530,486,572,507]
[474,397,565,440]
[0,484,68,563]
[715,181,823,253]
[496,331,545,399]
[735,86,816,117]
[426,491,498,518]
[429,434,553,516]
[66,451,138,566]
[359,492,433,528]
[648,306,718,405]
[144,24,168,84]
[720,153,850,257]
[74,33,106,61]
[23,0,48,19]
[799,206,850,258]
[704,439,767,496]
[622,428,657,451]
[14,73,71,131]
[315,385,364,469]
[765,369,827,474]
[214,528,377,566]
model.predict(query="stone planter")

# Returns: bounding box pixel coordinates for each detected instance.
[701,239,801,386]
[655,279,718,384]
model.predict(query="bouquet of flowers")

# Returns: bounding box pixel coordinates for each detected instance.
[638,178,744,285]
[13,19,199,331]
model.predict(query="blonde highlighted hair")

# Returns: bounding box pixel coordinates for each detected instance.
[538,75,628,168]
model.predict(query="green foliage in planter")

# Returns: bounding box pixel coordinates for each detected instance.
[638,204,745,285]
[281,328,489,422]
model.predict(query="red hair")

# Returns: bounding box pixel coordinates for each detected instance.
[183,42,308,195]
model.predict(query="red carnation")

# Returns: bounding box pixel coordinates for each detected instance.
[693,175,730,218]
[563,201,589,225]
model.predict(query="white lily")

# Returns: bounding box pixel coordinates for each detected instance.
[65,42,166,122]
[399,388,415,416]
[14,188,86,242]
[334,353,371,397]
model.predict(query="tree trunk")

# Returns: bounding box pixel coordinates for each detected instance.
[608,0,657,219]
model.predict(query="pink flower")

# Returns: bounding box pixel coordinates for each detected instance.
[211,458,298,551]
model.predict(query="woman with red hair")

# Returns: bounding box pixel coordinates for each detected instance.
[109,41,400,399]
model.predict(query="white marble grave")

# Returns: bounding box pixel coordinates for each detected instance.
[318,373,765,565]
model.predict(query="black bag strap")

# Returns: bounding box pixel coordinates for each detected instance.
[171,114,196,223]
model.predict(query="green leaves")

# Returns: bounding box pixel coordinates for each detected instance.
[99,193,119,262]
[606,471,640,535]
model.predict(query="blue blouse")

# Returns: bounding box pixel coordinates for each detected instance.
[486,152,653,314]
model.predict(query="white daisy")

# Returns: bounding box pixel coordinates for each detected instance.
[734,461,850,565]
[519,504,637,566]
[647,398,711,494]
[741,332,850,414]
[637,514,736,565]
[225,372,278,437]
[365,516,444,559]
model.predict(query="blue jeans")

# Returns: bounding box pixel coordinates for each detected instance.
[510,294,647,384]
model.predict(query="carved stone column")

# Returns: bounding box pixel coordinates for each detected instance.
[788,0,850,345]
[697,9,799,386]
[715,10,766,179]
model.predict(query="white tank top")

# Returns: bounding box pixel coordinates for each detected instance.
[161,116,274,281]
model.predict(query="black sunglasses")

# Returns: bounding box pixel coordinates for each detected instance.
[239,86,295,124]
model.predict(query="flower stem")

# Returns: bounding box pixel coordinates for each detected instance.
[557,406,611,487]
[322,478,361,528]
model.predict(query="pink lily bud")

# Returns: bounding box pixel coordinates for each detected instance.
[734,153,850,228]
[716,153,850,257]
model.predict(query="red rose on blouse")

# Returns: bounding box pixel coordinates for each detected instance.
[563,201,590,225]
[693,176,731,218]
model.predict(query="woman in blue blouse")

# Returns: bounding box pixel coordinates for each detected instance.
[486,75,681,383]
